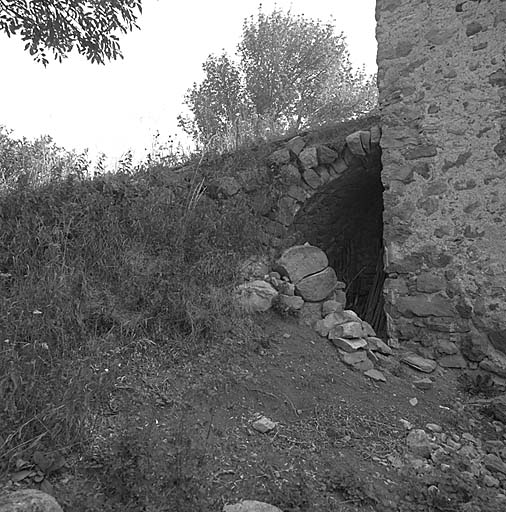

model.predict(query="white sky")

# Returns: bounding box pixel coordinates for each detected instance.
[0,0,377,162]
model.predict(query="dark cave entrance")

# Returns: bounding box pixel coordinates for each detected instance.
[292,155,386,335]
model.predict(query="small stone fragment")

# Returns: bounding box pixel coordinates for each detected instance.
[364,369,386,382]
[426,423,442,433]
[413,377,434,390]
[252,416,278,433]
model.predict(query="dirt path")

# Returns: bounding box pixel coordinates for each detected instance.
[4,312,506,511]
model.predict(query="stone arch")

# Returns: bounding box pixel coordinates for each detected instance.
[263,122,385,333]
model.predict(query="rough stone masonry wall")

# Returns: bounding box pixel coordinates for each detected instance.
[376,0,506,372]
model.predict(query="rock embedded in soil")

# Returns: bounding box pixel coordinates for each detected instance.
[275,244,328,284]
[413,377,434,390]
[0,490,63,512]
[251,416,277,433]
[295,266,338,302]
[224,501,282,512]
[406,429,435,459]
[237,280,278,312]
[277,294,304,311]
[401,353,438,373]
[298,302,322,327]
[438,353,467,368]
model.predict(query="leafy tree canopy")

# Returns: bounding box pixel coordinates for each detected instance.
[180,6,378,150]
[0,0,142,64]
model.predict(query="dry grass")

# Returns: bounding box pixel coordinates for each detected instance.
[0,162,264,473]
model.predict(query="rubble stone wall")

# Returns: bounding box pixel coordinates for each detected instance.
[376,0,506,365]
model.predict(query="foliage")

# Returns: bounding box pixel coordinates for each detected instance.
[180,6,378,151]
[0,125,89,190]
[0,145,264,471]
[0,0,142,64]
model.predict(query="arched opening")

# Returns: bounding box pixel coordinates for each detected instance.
[292,153,386,335]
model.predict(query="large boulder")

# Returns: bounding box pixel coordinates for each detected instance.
[0,490,63,512]
[296,267,338,302]
[236,280,277,312]
[275,245,328,284]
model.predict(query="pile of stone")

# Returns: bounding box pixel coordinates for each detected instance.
[237,244,394,382]
[399,419,506,500]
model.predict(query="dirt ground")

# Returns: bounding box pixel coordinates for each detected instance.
[2,311,506,511]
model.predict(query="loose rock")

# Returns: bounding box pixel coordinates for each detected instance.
[237,280,278,313]
[0,490,63,512]
[275,245,328,284]
[296,267,338,302]
[401,353,438,373]
[252,416,277,433]
[224,501,282,512]
[331,337,368,352]
[364,369,387,382]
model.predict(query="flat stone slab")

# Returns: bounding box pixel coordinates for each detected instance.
[331,337,368,352]
[396,295,456,317]
[366,337,393,356]
[364,369,386,382]
[296,267,338,302]
[275,245,328,284]
[401,353,438,373]
[438,354,467,368]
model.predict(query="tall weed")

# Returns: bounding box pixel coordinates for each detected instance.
[0,164,263,470]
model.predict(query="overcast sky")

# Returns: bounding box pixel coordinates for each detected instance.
[0,0,377,161]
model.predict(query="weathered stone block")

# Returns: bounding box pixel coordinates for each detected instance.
[299,147,318,169]
[330,337,368,352]
[317,145,339,164]
[328,321,364,340]
[275,245,328,284]
[296,267,338,302]
[286,136,305,155]
[396,295,456,317]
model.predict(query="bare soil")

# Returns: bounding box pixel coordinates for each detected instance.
[2,312,505,511]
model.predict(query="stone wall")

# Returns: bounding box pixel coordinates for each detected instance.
[376,0,506,373]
